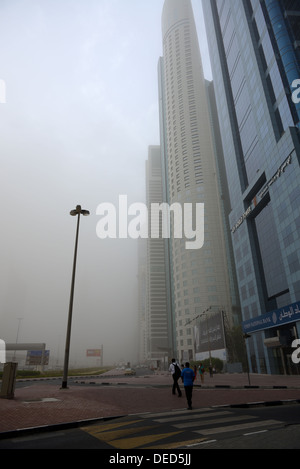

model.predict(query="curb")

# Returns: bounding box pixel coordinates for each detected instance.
[0,414,126,441]
[9,375,299,390]
[214,398,300,409]
[70,381,292,390]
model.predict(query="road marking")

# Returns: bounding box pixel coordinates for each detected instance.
[81,410,284,449]
[175,415,257,429]
[194,439,217,446]
[82,419,141,436]
[109,431,182,449]
[82,418,183,449]
[153,410,232,423]
[194,419,282,435]
[145,437,209,449]
[243,429,268,436]
[139,408,212,419]
[87,425,158,443]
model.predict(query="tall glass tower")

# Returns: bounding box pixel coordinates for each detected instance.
[159,0,239,363]
[146,146,173,365]
[203,0,300,374]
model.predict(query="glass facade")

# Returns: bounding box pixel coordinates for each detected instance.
[145,146,173,363]
[203,0,300,374]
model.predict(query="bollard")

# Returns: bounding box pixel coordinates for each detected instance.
[0,362,18,399]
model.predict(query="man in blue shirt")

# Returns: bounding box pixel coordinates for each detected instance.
[181,362,195,410]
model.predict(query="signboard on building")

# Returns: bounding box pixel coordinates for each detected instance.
[86,349,101,357]
[193,311,226,359]
[231,153,293,234]
[242,301,300,334]
[26,350,49,366]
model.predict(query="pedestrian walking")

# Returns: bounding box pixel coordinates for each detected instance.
[181,362,195,410]
[169,358,182,397]
[199,363,205,383]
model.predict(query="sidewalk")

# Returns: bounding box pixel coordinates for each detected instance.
[0,370,300,437]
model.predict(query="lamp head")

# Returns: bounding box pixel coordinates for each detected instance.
[70,205,90,216]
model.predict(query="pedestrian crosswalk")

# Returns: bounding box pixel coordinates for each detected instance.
[81,407,283,449]
[140,407,282,439]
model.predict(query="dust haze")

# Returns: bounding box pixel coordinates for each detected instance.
[0,0,211,367]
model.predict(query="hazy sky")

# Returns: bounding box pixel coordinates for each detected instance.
[0,0,212,366]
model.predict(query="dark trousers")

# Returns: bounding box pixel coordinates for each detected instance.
[184,385,193,408]
[172,375,182,396]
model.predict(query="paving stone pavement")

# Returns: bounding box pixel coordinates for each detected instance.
[0,371,300,436]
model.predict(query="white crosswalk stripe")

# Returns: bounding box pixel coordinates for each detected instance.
[139,408,212,419]
[174,414,258,429]
[194,419,282,436]
[140,407,283,438]
[152,410,232,423]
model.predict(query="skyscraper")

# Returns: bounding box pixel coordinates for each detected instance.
[145,146,173,365]
[203,0,300,374]
[159,0,239,362]
[137,238,147,364]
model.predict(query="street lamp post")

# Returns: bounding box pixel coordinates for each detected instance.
[61,205,89,389]
[13,318,23,362]
[205,313,212,367]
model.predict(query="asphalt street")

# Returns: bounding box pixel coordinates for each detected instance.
[1,369,300,452]
[1,402,300,449]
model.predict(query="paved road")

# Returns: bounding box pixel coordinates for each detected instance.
[1,403,299,449]
[2,369,300,454]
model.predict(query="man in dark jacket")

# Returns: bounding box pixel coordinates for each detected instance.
[169,358,182,397]
[181,362,195,409]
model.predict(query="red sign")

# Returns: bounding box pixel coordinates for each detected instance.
[86,349,101,357]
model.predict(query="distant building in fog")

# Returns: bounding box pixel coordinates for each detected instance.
[137,238,147,363]
[145,145,173,366]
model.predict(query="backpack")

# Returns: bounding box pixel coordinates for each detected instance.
[173,363,181,379]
